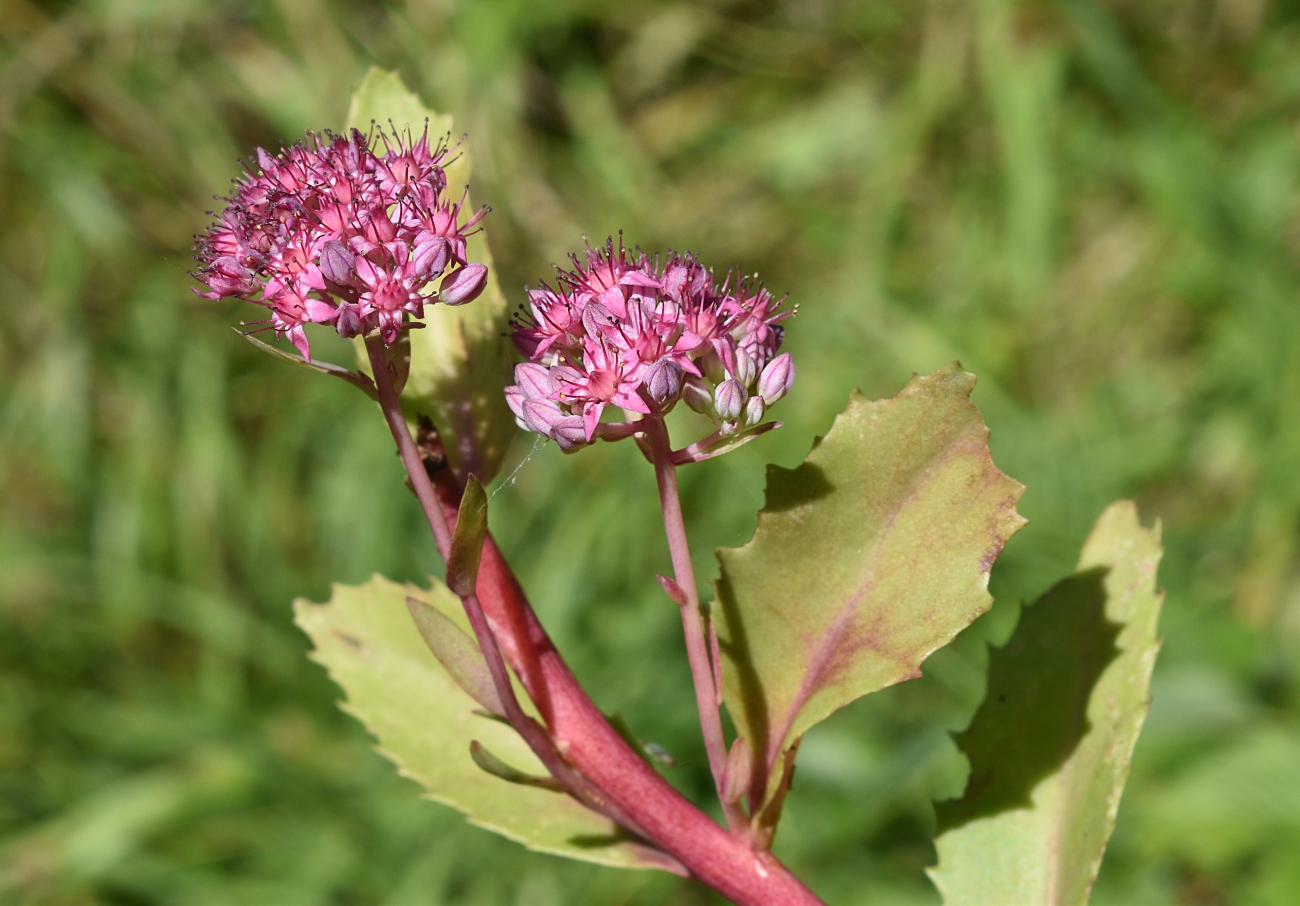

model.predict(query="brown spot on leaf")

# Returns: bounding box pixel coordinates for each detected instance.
[333,630,367,654]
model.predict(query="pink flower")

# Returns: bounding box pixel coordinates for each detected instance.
[506,238,795,452]
[192,128,489,359]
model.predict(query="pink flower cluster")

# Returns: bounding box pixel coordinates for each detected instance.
[192,128,488,359]
[507,238,795,452]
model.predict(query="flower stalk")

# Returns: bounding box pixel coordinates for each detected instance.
[365,337,641,835]
[196,123,822,897]
[364,333,823,903]
[644,414,747,832]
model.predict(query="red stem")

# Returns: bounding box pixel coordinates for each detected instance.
[366,339,635,832]
[366,338,824,905]
[643,415,746,832]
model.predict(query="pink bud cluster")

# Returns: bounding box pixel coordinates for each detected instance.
[507,238,795,452]
[192,128,488,359]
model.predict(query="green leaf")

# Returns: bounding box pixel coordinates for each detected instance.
[404,596,502,716]
[346,68,455,143]
[294,575,664,870]
[347,67,517,483]
[446,476,488,598]
[929,501,1165,906]
[714,364,1025,812]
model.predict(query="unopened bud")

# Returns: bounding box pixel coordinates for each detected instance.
[758,353,795,404]
[731,349,757,387]
[514,362,556,400]
[413,235,451,279]
[522,399,565,436]
[744,395,766,426]
[199,256,257,298]
[552,416,588,452]
[714,379,746,422]
[645,359,684,406]
[682,380,713,414]
[335,302,363,339]
[505,386,528,427]
[319,239,355,285]
[439,263,488,306]
[700,348,726,384]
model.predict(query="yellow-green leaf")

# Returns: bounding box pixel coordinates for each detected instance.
[929,501,1165,906]
[294,575,663,870]
[347,67,517,482]
[714,365,1025,812]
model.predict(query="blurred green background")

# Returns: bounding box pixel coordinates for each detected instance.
[3,0,1300,903]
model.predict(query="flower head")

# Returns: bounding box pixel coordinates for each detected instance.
[507,237,794,451]
[192,127,488,359]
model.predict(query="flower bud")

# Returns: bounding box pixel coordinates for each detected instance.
[197,256,258,299]
[700,347,726,384]
[513,362,556,401]
[319,239,355,285]
[731,349,757,387]
[413,234,451,279]
[504,386,528,427]
[714,378,746,422]
[758,353,795,404]
[335,302,363,339]
[439,263,488,306]
[682,379,713,414]
[744,395,766,426]
[522,399,565,436]
[645,359,683,407]
[552,416,588,452]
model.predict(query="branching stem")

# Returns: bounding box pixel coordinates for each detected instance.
[363,337,823,904]
[365,337,639,833]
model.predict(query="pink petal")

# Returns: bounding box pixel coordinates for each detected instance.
[287,325,311,360]
[582,401,605,441]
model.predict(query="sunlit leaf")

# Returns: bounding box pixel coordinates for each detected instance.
[929,501,1164,906]
[347,67,518,482]
[405,596,502,716]
[294,575,665,870]
[714,365,1025,816]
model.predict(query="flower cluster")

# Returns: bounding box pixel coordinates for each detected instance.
[506,238,795,453]
[192,128,488,359]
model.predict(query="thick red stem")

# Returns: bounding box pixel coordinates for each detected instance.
[431,478,824,905]
[367,335,822,903]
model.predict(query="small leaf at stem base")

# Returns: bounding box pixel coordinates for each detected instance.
[470,741,565,791]
[405,596,503,716]
[446,476,488,598]
[753,737,801,850]
[382,331,411,396]
[655,574,688,607]
[721,737,752,806]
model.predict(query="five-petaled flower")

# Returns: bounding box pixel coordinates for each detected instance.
[507,237,795,452]
[192,128,488,359]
